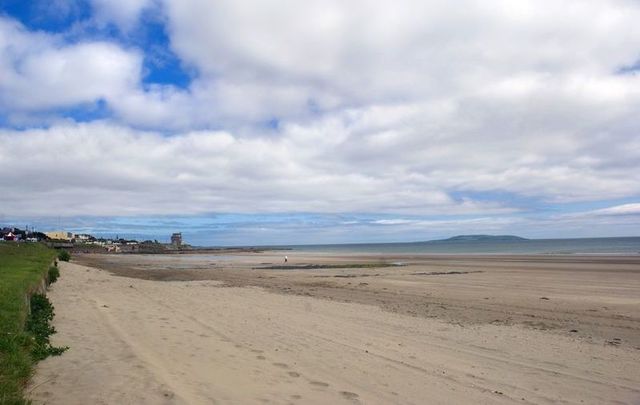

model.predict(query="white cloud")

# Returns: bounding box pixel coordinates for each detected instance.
[373,219,416,225]
[1,117,638,219]
[4,1,640,130]
[91,0,155,31]
[114,0,640,137]
[572,203,640,217]
[0,17,142,111]
[0,121,507,217]
[1,2,640,228]
[372,216,521,229]
[161,0,640,119]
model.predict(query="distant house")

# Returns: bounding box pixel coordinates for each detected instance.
[3,231,16,241]
[74,233,95,242]
[45,231,74,241]
[171,232,182,247]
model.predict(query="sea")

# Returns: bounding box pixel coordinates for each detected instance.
[267,237,640,255]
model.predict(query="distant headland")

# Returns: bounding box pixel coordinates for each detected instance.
[437,235,529,242]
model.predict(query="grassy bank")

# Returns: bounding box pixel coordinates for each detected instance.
[0,243,57,405]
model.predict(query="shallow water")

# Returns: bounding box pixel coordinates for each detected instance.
[269,237,640,255]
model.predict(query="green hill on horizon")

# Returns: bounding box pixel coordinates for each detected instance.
[439,235,529,242]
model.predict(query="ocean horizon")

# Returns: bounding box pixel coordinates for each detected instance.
[241,236,640,255]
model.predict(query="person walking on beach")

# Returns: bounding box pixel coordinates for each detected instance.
[284,255,288,263]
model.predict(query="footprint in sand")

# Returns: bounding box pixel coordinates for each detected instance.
[272,362,289,369]
[256,355,266,360]
[162,391,175,399]
[288,371,300,378]
[340,391,359,400]
[309,381,330,388]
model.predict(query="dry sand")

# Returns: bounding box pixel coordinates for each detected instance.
[28,253,640,404]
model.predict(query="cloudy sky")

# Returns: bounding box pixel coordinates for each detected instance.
[1,0,639,245]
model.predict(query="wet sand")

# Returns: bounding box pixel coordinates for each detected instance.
[28,253,640,404]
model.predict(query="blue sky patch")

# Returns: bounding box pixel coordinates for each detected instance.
[137,10,193,88]
[2,0,92,33]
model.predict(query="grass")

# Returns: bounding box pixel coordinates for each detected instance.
[0,243,57,405]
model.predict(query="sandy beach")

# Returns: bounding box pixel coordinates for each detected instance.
[28,253,640,404]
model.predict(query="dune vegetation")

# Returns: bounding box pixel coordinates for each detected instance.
[0,243,58,405]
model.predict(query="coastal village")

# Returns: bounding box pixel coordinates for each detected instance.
[0,227,186,253]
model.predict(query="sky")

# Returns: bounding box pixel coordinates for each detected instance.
[1,0,639,245]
